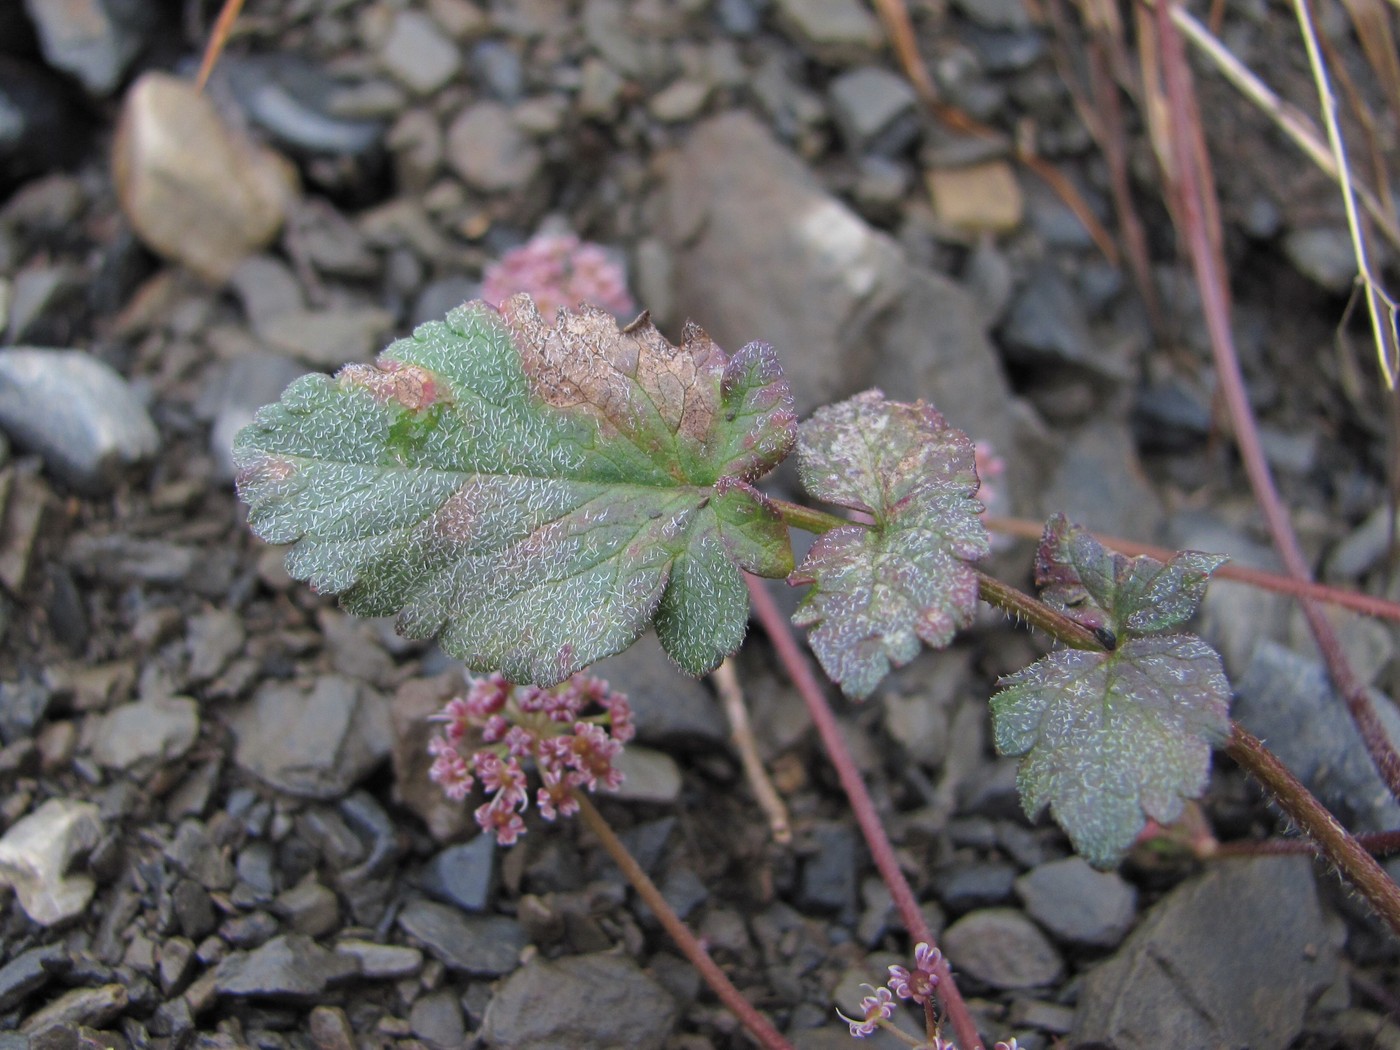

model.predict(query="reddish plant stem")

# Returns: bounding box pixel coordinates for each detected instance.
[1152,0,1400,803]
[576,795,796,1050]
[1225,724,1400,938]
[1213,829,1400,858]
[975,570,1104,651]
[984,514,1400,623]
[745,576,985,1050]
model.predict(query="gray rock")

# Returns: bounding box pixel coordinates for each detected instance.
[113,73,295,283]
[87,695,199,773]
[772,0,884,62]
[23,0,149,95]
[419,836,496,913]
[232,675,391,799]
[952,0,1031,30]
[828,67,920,156]
[397,898,526,976]
[649,79,711,123]
[0,349,157,494]
[481,952,679,1050]
[334,939,423,979]
[20,983,127,1034]
[257,305,396,368]
[187,609,246,685]
[410,988,466,1048]
[165,820,236,891]
[209,352,306,480]
[215,934,359,1000]
[1015,857,1136,947]
[1329,503,1395,578]
[942,908,1063,989]
[610,746,682,804]
[799,822,858,916]
[1283,227,1356,293]
[378,11,460,96]
[0,677,52,746]
[931,860,1017,913]
[5,265,83,344]
[390,672,476,842]
[413,275,482,327]
[273,878,340,937]
[171,879,216,938]
[446,101,542,192]
[472,40,525,102]
[230,254,304,323]
[0,798,101,925]
[1041,418,1164,541]
[1234,641,1400,833]
[1002,263,1126,377]
[1073,856,1341,1049]
[221,55,384,157]
[654,112,907,416]
[592,633,727,749]
[0,944,65,1012]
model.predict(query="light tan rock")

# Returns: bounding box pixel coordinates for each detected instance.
[926,161,1024,234]
[113,73,298,284]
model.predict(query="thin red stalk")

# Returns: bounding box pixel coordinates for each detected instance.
[576,795,795,1050]
[1151,0,1400,802]
[1213,828,1400,858]
[984,514,1400,623]
[745,577,985,1050]
[1225,724,1400,938]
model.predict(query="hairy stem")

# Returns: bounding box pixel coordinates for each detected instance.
[746,576,985,1050]
[984,514,1400,623]
[576,795,796,1050]
[1213,829,1400,858]
[975,570,1104,651]
[1153,0,1400,805]
[769,497,851,536]
[1225,724,1400,938]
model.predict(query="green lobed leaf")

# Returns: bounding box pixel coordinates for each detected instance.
[235,295,797,684]
[992,516,1232,867]
[788,391,990,699]
[1035,512,1227,638]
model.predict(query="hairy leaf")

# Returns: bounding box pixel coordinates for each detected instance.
[235,295,797,684]
[1035,512,1227,639]
[992,517,1231,867]
[789,391,989,699]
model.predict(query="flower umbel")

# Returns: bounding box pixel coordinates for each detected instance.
[836,984,896,1038]
[887,942,941,1005]
[427,672,633,844]
[482,233,635,323]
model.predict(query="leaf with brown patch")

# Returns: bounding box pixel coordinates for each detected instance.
[235,295,796,683]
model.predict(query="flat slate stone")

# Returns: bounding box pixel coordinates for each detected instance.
[396,898,525,977]
[214,934,359,1000]
[1073,856,1341,1050]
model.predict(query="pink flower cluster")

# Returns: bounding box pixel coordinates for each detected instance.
[839,942,942,1039]
[427,672,635,845]
[481,233,636,324]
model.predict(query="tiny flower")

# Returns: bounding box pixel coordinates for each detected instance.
[994,1041,1020,1050]
[482,233,635,324]
[836,984,895,1038]
[887,942,941,1004]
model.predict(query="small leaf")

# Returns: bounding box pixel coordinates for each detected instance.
[235,295,797,684]
[788,391,989,699]
[991,635,1231,867]
[1035,512,1227,636]
[993,516,1232,867]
